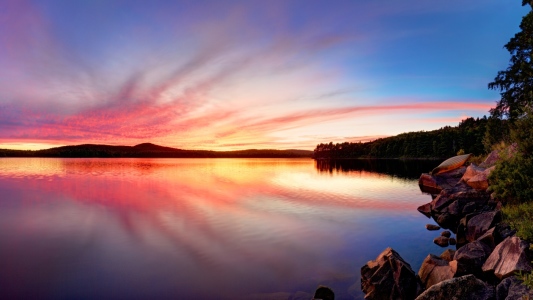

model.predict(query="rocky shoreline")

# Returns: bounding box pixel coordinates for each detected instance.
[360,149,533,299]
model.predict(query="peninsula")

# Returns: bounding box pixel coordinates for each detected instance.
[0,143,313,158]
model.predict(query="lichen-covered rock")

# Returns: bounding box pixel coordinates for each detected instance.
[361,247,421,300]
[453,240,492,276]
[482,237,533,279]
[415,275,495,300]
[496,276,533,300]
[418,254,454,289]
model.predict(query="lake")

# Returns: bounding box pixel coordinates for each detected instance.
[0,158,446,299]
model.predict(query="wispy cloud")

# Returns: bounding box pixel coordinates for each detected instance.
[0,0,518,150]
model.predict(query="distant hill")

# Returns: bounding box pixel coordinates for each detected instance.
[132,143,181,151]
[0,143,313,158]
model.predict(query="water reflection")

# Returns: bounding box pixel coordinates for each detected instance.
[0,158,441,299]
[315,159,438,179]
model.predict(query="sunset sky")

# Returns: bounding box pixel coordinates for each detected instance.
[0,0,528,150]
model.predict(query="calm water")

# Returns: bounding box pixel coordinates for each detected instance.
[0,158,445,300]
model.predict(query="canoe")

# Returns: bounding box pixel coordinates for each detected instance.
[430,153,471,175]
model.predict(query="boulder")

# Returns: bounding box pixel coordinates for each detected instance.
[494,223,516,241]
[479,150,500,168]
[417,203,432,218]
[418,254,454,289]
[430,188,491,230]
[313,286,334,300]
[477,227,498,250]
[436,213,458,230]
[496,276,533,300]
[426,224,441,231]
[415,275,495,300]
[419,167,467,193]
[440,249,456,262]
[419,173,440,193]
[479,144,517,169]
[434,236,449,247]
[460,164,485,183]
[466,166,495,190]
[453,240,492,276]
[441,230,451,238]
[361,247,421,300]
[461,202,478,215]
[431,189,458,212]
[466,211,502,243]
[449,238,457,245]
[482,236,533,279]
[467,174,490,190]
[457,212,496,248]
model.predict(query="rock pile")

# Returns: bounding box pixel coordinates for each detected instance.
[361,149,533,299]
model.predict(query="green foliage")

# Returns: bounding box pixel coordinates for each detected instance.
[516,269,533,294]
[511,108,533,154]
[489,153,533,204]
[489,109,533,204]
[488,8,533,120]
[483,117,510,152]
[468,154,485,165]
[503,202,533,241]
[314,117,489,159]
[457,149,465,155]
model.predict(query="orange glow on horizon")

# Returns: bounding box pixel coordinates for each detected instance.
[0,101,494,151]
[0,142,65,151]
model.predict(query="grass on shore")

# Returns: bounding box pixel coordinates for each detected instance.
[502,202,533,243]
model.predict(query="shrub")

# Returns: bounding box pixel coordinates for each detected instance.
[489,108,533,205]
[502,201,533,242]
[489,153,533,205]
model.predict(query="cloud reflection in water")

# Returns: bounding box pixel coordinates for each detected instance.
[0,158,437,299]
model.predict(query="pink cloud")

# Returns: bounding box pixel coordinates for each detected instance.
[0,1,501,151]
[0,98,493,150]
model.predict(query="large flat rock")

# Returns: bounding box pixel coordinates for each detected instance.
[482,236,532,279]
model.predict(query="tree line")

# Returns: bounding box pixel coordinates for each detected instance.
[313,116,509,159]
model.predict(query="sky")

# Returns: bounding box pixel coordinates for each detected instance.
[0,0,529,151]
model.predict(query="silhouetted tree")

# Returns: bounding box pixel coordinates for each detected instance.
[488,3,533,120]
